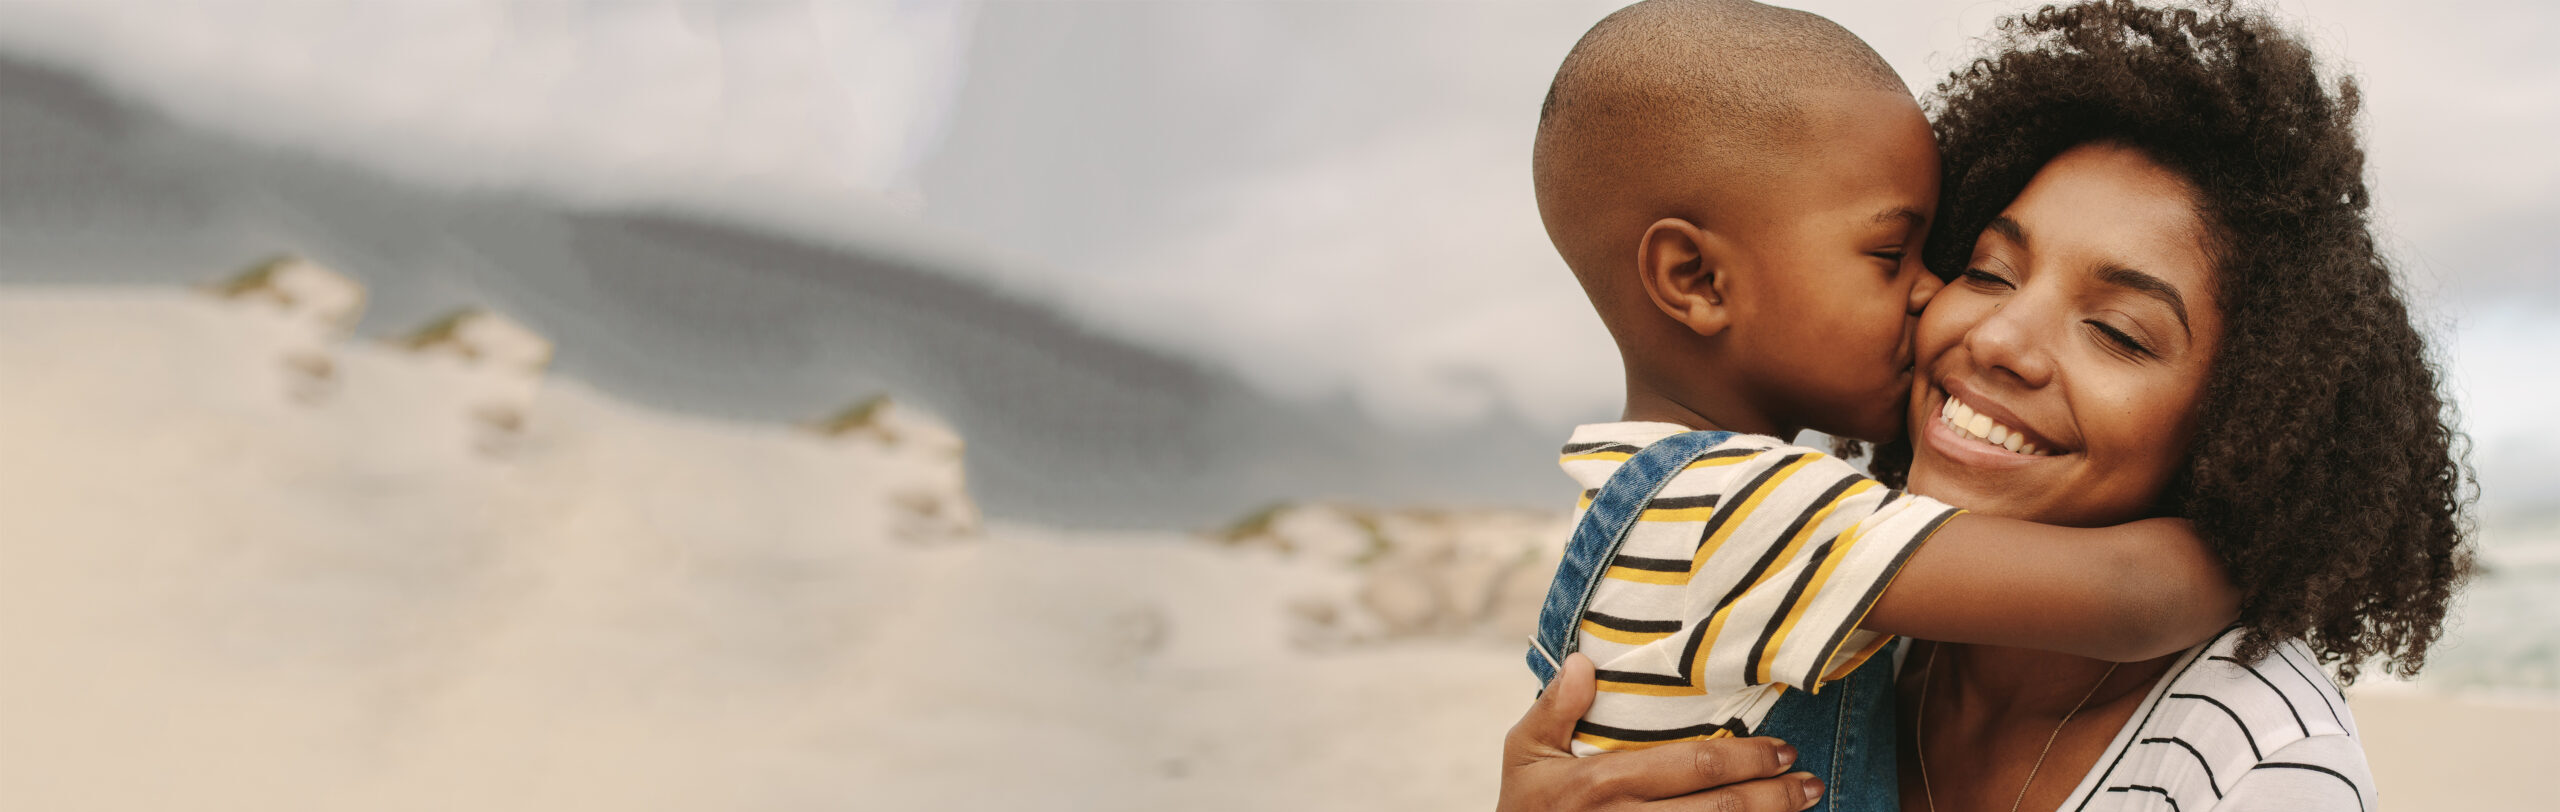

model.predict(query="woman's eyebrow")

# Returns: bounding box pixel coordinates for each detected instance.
[1986,215,2026,246]
[2095,264,2192,335]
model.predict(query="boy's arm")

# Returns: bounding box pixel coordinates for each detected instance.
[1860,515,2239,662]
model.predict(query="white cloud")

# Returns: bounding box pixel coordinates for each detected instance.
[2442,306,2560,518]
[1078,124,1618,426]
[0,0,973,213]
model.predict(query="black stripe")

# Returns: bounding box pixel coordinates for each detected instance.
[1593,668,1691,686]
[1609,555,1690,573]
[2070,627,2246,812]
[1761,531,1842,687]
[1744,474,1866,686]
[1573,717,1746,743]
[1731,473,1861,685]
[1646,494,1721,511]
[2273,643,2347,731]
[1578,493,1723,515]
[2140,737,2222,797]
[1673,453,1805,684]
[1807,505,1957,684]
[1687,453,1799,557]
[2211,655,2308,738]
[2104,786,2181,812]
[2254,763,2367,812]
[2167,692,2262,760]
[1560,440,1642,456]
[1583,611,1681,634]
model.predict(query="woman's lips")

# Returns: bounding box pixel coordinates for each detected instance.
[1920,408,2044,472]
[1921,384,2067,469]
[1937,394,2050,455]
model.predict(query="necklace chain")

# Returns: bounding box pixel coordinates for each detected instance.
[1914,644,2119,812]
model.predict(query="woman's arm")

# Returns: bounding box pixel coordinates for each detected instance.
[1500,653,1825,812]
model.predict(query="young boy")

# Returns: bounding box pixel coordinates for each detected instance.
[1521,1,2237,806]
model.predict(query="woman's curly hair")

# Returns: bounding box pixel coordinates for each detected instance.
[1921,0,2473,682]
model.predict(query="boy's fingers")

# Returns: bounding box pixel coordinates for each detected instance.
[1505,652,1597,760]
[1585,736,1799,801]
[1656,773,1826,812]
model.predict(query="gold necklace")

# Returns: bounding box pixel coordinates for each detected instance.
[1914,644,2118,812]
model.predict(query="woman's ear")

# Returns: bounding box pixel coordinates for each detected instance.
[1636,217,1735,337]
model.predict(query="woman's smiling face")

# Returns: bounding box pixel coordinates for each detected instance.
[1908,143,2225,526]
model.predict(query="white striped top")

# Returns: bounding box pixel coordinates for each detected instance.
[2053,626,2378,812]
[1558,422,1961,755]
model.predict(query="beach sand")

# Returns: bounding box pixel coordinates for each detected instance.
[2351,690,2560,812]
[1,287,2545,810]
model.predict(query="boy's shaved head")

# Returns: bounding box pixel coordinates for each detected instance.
[1536,0,1910,308]
[1531,0,1944,442]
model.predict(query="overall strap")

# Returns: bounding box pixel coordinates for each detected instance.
[1527,430,1736,685]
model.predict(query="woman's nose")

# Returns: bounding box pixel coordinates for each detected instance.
[1964,298,2055,387]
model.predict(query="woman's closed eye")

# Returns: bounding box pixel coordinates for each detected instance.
[1960,267,2014,289]
[2085,319,2157,358]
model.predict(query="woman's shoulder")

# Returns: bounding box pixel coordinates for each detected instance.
[2066,629,2377,811]
[2163,628,2360,743]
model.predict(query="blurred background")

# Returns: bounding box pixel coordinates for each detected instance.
[0,1,2552,809]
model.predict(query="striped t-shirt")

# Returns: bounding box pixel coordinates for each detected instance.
[1557,422,1961,755]
[2046,626,2378,811]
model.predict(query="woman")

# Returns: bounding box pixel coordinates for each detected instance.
[1498,2,2469,810]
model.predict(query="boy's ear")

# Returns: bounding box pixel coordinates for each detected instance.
[1635,217,1736,337]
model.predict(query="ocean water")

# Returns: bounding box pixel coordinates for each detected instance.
[2425,524,2560,698]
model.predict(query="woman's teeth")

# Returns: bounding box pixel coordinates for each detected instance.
[1939,395,2049,456]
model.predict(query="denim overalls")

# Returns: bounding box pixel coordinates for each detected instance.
[1527,430,1900,812]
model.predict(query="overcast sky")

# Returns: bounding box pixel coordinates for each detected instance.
[0,0,2550,514]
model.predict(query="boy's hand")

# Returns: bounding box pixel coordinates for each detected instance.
[1499,653,1823,812]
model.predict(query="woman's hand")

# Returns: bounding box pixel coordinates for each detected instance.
[1500,653,1825,812]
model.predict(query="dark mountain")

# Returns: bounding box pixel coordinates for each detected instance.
[0,51,1567,528]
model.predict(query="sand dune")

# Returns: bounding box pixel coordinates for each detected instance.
[0,287,1545,809]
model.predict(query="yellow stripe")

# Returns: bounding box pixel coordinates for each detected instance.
[1572,727,1735,752]
[1602,565,1691,585]
[1683,454,1821,682]
[1581,620,1674,646]
[1688,455,1815,572]
[1562,447,1750,512]
[1557,449,1754,467]
[1568,498,1719,523]
[1641,506,1719,523]
[1755,480,1881,684]
[1595,678,1708,697]
[1560,451,1631,463]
